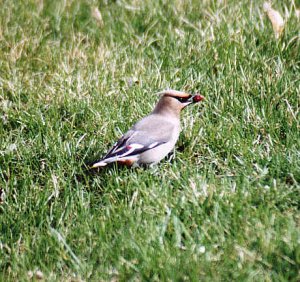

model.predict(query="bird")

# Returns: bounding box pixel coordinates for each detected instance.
[91,89,204,168]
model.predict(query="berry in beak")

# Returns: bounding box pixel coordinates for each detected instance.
[192,94,204,103]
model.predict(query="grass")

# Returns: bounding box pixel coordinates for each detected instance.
[0,0,300,280]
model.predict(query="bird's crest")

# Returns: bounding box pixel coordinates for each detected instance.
[156,89,191,98]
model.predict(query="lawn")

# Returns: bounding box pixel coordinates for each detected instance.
[0,0,299,281]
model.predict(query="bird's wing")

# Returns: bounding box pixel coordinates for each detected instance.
[102,129,168,160]
[92,115,175,167]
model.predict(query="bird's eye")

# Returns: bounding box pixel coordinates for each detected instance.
[174,96,191,103]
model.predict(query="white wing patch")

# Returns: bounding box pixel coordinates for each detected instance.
[119,143,144,157]
[129,143,144,149]
[148,142,159,149]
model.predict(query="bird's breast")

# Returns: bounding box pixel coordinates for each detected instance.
[138,125,180,165]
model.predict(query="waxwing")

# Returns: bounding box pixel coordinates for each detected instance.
[92,89,204,168]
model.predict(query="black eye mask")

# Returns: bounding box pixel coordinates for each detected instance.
[173,95,192,103]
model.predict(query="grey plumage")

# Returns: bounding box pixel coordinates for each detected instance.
[92,90,204,168]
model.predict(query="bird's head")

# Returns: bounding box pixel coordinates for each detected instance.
[154,89,204,116]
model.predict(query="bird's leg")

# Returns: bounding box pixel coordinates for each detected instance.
[166,148,176,162]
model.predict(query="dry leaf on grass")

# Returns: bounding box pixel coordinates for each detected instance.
[263,2,285,39]
[91,7,104,27]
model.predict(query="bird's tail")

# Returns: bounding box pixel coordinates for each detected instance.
[91,160,108,168]
[91,156,138,168]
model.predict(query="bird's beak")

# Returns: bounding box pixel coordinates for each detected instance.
[187,94,205,103]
